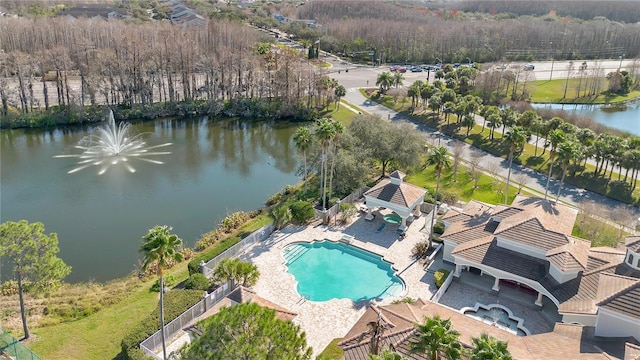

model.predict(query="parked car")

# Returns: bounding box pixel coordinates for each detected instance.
[524,63,535,70]
[496,64,507,70]
[410,66,423,72]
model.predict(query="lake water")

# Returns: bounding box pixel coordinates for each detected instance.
[531,98,640,136]
[0,117,300,282]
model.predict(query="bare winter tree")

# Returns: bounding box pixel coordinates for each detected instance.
[451,141,465,182]
[468,148,483,188]
[512,171,530,195]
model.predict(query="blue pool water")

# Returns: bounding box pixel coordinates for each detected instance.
[282,241,405,302]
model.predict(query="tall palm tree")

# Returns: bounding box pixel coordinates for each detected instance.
[555,139,582,201]
[503,126,530,204]
[140,225,184,360]
[315,118,335,211]
[409,315,462,360]
[499,107,517,137]
[293,126,313,193]
[470,333,512,360]
[376,71,393,94]
[544,129,566,199]
[334,84,346,108]
[392,71,405,89]
[426,146,451,246]
[328,120,344,202]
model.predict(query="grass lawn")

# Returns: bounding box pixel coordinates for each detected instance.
[25,214,273,359]
[572,213,627,248]
[405,163,523,206]
[362,91,640,204]
[528,78,640,104]
[29,275,159,360]
[317,338,344,360]
[330,101,360,126]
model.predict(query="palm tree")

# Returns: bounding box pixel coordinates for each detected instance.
[392,71,405,89]
[140,225,184,360]
[376,71,393,95]
[367,314,385,356]
[315,118,335,211]
[555,139,582,201]
[503,126,530,204]
[499,107,517,137]
[328,120,344,202]
[486,112,502,141]
[293,126,313,193]
[334,84,346,108]
[212,258,260,287]
[409,315,462,360]
[470,333,512,360]
[462,114,475,136]
[425,146,451,246]
[544,129,566,199]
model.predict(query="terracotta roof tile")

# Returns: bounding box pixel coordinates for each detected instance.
[626,236,640,253]
[441,222,496,245]
[226,286,297,321]
[597,281,640,320]
[496,217,570,251]
[364,179,426,208]
[546,238,590,272]
[452,239,548,281]
[625,342,640,360]
[497,195,578,236]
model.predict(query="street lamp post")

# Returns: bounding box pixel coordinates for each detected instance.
[619,53,625,70]
[549,41,555,81]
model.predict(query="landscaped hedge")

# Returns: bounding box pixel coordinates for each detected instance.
[185,273,210,291]
[434,269,451,289]
[120,289,203,359]
[188,235,242,275]
[290,201,315,224]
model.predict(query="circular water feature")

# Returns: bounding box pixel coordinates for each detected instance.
[282,240,405,302]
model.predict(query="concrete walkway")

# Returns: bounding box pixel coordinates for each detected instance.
[248,208,439,357]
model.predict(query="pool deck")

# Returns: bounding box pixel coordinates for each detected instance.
[246,210,439,357]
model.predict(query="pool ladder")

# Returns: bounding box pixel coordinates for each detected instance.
[283,245,310,263]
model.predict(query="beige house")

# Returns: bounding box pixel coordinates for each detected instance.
[340,195,639,359]
[441,195,640,341]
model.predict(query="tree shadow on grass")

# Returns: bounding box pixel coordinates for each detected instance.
[525,156,545,168]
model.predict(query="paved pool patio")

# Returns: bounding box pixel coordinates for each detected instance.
[244,210,440,356]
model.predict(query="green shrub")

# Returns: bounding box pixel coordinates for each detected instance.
[433,221,445,235]
[434,269,451,289]
[121,289,203,359]
[150,274,176,292]
[289,201,315,224]
[188,235,241,275]
[411,240,431,260]
[185,273,210,291]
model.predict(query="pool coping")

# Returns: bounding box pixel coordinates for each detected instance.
[280,238,408,302]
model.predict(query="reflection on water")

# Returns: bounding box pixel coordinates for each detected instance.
[1,117,300,282]
[531,98,640,136]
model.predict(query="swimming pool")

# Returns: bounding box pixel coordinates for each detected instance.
[282,240,405,302]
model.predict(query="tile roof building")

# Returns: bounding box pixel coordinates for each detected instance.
[439,195,640,343]
[363,171,426,230]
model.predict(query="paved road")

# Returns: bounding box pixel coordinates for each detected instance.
[326,65,640,224]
